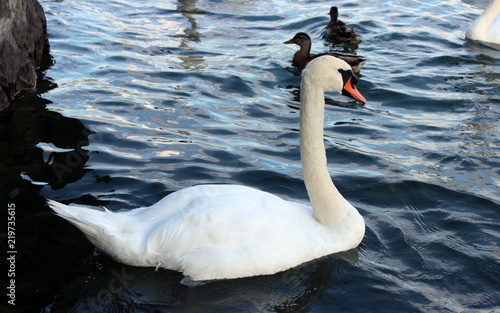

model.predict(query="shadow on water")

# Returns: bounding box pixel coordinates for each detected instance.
[0,57,97,312]
[0,52,92,194]
[45,248,360,312]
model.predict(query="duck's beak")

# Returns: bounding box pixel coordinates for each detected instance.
[343,77,366,104]
[284,38,295,44]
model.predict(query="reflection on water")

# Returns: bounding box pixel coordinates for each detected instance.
[178,0,201,43]
[176,0,206,70]
[51,249,358,312]
[2,0,499,312]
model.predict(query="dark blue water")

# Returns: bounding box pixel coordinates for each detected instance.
[1,0,499,312]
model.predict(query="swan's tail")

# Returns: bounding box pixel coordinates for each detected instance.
[47,199,119,240]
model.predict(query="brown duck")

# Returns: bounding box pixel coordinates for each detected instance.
[284,32,365,72]
[327,7,360,45]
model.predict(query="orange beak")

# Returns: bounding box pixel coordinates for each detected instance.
[343,77,366,104]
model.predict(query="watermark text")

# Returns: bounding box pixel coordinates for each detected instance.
[6,203,16,306]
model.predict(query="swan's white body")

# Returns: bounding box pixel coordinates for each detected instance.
[48,56,366,282]
[466,0,500,45]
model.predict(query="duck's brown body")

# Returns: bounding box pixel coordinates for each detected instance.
[326,7,360,45]
[284,33,365,72]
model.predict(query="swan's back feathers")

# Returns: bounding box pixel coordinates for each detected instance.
[47,185,359,281]
[47,200,116,236]
[148,185,360,281]
[466,0,500,44]
[137,185,326,279]
[47,199,139,262]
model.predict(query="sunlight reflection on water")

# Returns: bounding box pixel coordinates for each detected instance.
[4,0,497,311]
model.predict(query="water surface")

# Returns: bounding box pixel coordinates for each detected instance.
[1,0,499,312]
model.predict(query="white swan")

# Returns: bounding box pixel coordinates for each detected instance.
[466,0,500,45]
[47,56,366,283]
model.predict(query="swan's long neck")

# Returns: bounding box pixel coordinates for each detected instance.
[300,79,350,225]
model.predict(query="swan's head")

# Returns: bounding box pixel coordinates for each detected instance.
[284,32,311,47]
[302,55,366,104]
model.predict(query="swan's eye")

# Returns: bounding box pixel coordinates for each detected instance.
[338,69,365,103]
[338,69,358,86]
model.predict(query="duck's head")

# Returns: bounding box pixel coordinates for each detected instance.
[303,55,366,104]
[328,7,340,21]
[284,32,311,47]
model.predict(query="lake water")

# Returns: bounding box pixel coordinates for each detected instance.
[1,0,499,312]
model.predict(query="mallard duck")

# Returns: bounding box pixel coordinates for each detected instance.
[284,32,366,72]
[47,56,366,284]
[465,0,500,45]
[326,7,360,45]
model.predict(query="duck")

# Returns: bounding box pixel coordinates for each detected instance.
[326,6,360,46]
[284,32,366,72]
[465,0,500,45]
[47,55,366,284]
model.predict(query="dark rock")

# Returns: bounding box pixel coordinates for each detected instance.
[0,0,50,110]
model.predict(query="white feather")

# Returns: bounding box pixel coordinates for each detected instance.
[466,0,500,45]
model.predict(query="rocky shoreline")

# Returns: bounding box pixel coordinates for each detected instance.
[0,0,50,110]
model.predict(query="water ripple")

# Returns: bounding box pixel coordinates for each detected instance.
[5,0,497,311]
